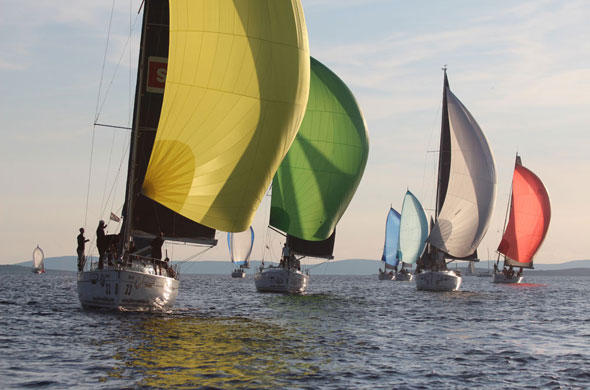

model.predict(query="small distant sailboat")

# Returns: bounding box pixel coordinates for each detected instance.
[378,208,400,280]
[492,154,551,283]
[77,0,311,310]
[32,245,45,274]
[228,227,254,278]
[415,69,497,292]
[255,57,369,294]
[379,191,428,281]
[397,190,429,281]
[465,261,477,276]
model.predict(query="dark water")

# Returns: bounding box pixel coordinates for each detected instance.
[1,266,589,389]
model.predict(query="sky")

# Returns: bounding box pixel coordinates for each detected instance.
[1,0,589,266]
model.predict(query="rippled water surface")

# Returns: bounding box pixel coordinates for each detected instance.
[1,266,589,389]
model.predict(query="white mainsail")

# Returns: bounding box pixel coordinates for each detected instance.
[429,89,497,258]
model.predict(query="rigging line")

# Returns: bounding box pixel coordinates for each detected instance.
[105,138,130,217]
[129,0,133,127]
[95,12,142,122]
[94,0,116,123]
[306,260,330,270]
[108,140,130,218]
[93,123,132,130]
[100,129,118,216]
[84,125,97,228]
[177,245,216,265]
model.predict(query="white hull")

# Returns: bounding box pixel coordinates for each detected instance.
[395,272,413,282]
[415,270,462,291]
[492,271,523,284]
[378,271,395,280]
[255,267,308,294]
[77,268,179,311]
[231,270,246,278]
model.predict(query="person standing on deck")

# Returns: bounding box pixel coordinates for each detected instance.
[76,228,89,271]
[96,220,107,269]
[151,232,164,261]
[281,243,290,268]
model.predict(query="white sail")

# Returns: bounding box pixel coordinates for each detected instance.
[228,226,254,268]
[399,191,428,265]
[429,90,497,258]
[33,246,44,270]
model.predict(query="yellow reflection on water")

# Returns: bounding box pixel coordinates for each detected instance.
[115,315,322,388]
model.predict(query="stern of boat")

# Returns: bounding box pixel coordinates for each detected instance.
[77,267,179,311]
[491,271,523,284]
[415,270,461,291]
[255,266,308,293]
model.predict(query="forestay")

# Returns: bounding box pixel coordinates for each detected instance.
[399,191,428,265]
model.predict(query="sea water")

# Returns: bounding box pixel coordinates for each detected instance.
[1,265,589,389]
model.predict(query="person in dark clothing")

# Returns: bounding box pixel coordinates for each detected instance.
[76,228,89,272]
[151,232,164,261]
[96,220,107,269]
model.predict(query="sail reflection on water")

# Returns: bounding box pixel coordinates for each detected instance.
[111,316,323,388]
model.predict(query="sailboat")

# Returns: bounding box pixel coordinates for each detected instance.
[415,69,497,291]
[228,226,254,278]
[77,0,311,310]
[492,154,551,283]
[255,56,369,294]
[378,208,400,280]
[465,261,477,276]
[396,190,429,281]
[32,245,45,274]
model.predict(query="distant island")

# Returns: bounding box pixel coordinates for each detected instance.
[6,257,590,276]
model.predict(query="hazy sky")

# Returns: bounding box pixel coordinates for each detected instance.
[1,0,589,266]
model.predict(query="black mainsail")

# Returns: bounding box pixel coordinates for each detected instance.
[122,0,216,247]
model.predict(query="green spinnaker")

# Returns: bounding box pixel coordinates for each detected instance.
[270,57,369,241]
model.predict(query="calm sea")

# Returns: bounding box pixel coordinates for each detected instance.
[1,265,589,389]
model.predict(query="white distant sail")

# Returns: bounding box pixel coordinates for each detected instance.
[398,190,428,265]
[32,245,45,273]
[429,89,497,258]
[228,226,255,268]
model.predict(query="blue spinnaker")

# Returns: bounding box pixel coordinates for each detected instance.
[227,226,255,268]
[381,208,401,269]
[399,190,428,265]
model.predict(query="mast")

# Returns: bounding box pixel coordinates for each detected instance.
[122,1,150,250]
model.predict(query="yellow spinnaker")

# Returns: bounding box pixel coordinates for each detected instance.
[142,0,310,232]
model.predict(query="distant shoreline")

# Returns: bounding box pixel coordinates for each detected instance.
[3,258,590,277]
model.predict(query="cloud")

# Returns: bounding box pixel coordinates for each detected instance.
[311,0,590,115]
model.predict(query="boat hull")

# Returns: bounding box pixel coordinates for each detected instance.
[77,268,179,311]
[395,272,413,282]
[231,270,246,278]
[415,270,461,291]
[492,271,523,284]
[378,272,395,280]
[254,267,308,294]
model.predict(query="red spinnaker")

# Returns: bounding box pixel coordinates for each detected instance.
[497,159,551,267]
